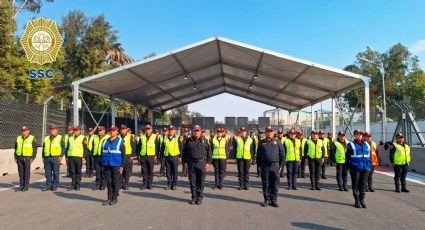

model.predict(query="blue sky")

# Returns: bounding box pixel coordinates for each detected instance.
[16,0,425,121]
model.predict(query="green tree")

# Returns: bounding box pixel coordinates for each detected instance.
[12,0,54,18]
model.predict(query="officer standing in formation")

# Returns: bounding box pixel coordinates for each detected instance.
[283,129,301,190]
[101,126,125,205]
[138,125,159,190]
[157,127,168,177]
[182,125,212,205]
[318,130,329,179]
[257,126,285,207]
[14,126,37,192]
[233,127,255,190]
[92,126,109,190]
[389,132,411,193]
[331,131,349,191]
[86,127,97,178]
[364,132,378,192]
[64,126,74,177]
[211,128,230,190]
[305,130,325,190]
[327,132,334,167]
[296,130,307,178]
[66,126,88,191]
[119,125,136,190]
[277,130,286,178]
[161,125,182,190]
[346,130,371,208]
[42,124,65,191]
[180,128,189,177]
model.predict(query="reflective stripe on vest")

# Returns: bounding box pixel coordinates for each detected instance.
[322,138,329,157]
[164,136,180,157]
[212,137,227,159]
[140,134,157,156]
[236,137,252,159]
[64,134,70,149]
[349,142,370,158]
[44,135,62,157]
[67,135,85,157]
[101,138,123,166]
[393,143,411,165]
[123,134,133,155]
[285,138,301,161]
[94,134,110,156]
[88,134,99,155]
[334,140,347,163]
[16,135,35,157]
[307,139,323,159]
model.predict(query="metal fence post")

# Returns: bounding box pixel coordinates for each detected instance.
[42,96,54,145]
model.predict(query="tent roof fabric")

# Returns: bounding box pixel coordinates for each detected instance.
[74,37,367,112]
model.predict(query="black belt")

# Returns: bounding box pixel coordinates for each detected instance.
[188,158,205,163]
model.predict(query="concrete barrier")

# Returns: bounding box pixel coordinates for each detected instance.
[378,145,425,175]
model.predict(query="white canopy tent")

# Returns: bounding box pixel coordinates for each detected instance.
[72,37,370,133]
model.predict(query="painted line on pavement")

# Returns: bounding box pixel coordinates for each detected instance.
[375,170,425,186]
[0,173,66,192]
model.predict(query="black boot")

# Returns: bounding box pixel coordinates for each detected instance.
[310,183,315,190]
[395,183,401,193]
[270,200,279,208]
[103,193,112,205]
[315,182,321,191]
[359,195,366,208]
[401,184,410,193]
[109,198,118,205]
[354,195,361,208]
[189,197,196,205]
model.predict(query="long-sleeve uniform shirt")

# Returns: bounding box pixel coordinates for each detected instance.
[42,135,66,158]
[232,136,256,158]
[160,135,183,158]
[136,134,160,156]
[304,139,325,159]
[257,138,285,167]
[182,136,212,164]
[103,137,126,167]
[14,135,38,159]
[65,135,89,158]
[210,136,231,159]
[330,139,348,164]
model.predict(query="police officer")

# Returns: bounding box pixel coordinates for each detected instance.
[233,127,255,190]
[364,132,378,192]
[256,129,266,177]
[42,124,65,191]
[326,132,334,167]
[92,126,109,190]
[211,128,230,190]
[86,127,98,178]
[14,126,37,192]
[390,132,411,193]
[101,126,125,205]
[331,131,349,191]
[158,127,168,177]
[138,125,159,190]
[277,130,286,178]
[257,126,285,207]
[182,125,212,205]
[161,125,182,190]
[304,130,325,190]
[64,126,74,177]
[119,125,136,190]
[296,130,307,178]
[318,130,329,179]
[181,128,189,177]
[66,126,88,191]
[346,130,371,208]
[284,129,301,190]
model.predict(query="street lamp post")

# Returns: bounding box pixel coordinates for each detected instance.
[359,46,387,142]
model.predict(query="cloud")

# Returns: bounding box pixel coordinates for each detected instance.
[410,39,425,53]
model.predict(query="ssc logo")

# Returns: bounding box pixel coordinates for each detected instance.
[20,17,63,65]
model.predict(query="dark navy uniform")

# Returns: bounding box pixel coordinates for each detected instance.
[182,130,212,205]
[257,134,285,207]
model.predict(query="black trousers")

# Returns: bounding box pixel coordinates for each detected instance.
[350,168,369,198]
[93,156,106,187]
[121,156,133,184]
[165,156,179,187]
[308,158,322,186]
[261,162,280,202]
[181,158,188,176]
[44,157,60,188]
[85,154,94,174]
[212,159,227,187]
[188,160,206,199]
[297,156,307,176]
[69,157,83,188]
[321,158,327,177]
[336,163,348,188]
[17,157,31,188]
[394,165,409,188]
[286,161,299,188]
[367,165,376,190]
[280,161,285,177]
[159,156,166,175]
[103,165,120,200]
[236,159,251,188]
[140,156,154,187]
[65,156,71,175]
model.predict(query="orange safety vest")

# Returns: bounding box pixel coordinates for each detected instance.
[370,141,379,166]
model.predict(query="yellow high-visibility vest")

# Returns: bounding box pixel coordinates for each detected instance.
[393,143,411,165]
[285,138,301,161]
[44,135,62,157]
[88,134,99,154]
[334,140,348,163]
[163,135,180,157]
[123,134,133,155]
[212,137,227,159]
[307,139,324,159]
[140,134,157,156]
[67,135,85,157]
[236,137,252,160]
[16,135,35,157]
[94,134,110,156]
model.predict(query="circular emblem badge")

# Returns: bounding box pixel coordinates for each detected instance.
[20,18,63,65]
